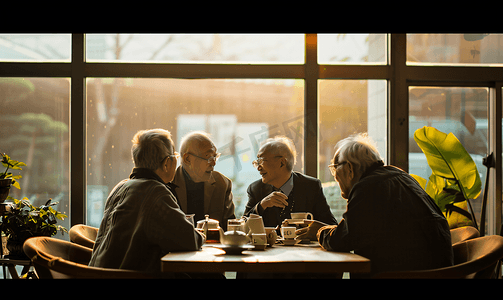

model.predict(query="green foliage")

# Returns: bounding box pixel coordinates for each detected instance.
[0,153,26,189]
[412,126,481,227]
[414,126,481,201]
[0,197,67,241]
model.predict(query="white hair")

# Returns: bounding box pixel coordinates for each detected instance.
[260,135,296,172]
[333,132,382,176]
[179,131,214,156]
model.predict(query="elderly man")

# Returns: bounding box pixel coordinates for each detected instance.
[89,129,205,276]
[243,136,337,228]
[298,133,454,278]
[171,131,235,230]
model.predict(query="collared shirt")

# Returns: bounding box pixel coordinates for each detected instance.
[277,173,294,196]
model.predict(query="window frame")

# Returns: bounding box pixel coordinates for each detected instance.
[0,33,501,235]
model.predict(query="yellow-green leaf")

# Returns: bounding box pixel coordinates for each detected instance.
[414,126,481,200]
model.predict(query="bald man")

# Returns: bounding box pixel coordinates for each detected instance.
[171,131,235,230]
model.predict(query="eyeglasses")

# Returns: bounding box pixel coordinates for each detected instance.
[252,156,283,168]
[187,152,221,164]
[328,161,347,176]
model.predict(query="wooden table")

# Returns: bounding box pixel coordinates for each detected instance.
[161,242,370,275]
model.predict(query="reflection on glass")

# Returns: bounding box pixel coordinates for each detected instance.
[0,34,71,62]
[0,78,70,239]
[408,86,488,227]
[86,78,304,225]
[318,80,387,221]
[318,34,387,64]
[86,34,305,64]
[407,34,503,65]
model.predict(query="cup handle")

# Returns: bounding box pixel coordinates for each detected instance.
[307,212,313,220]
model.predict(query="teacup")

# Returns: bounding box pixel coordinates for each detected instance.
[251,233,267,250]
[290,212,313,221]
[264,227,278,245]
[281,226,296,240]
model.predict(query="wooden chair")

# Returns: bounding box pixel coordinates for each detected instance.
[373,235,503,279]
[69,224,99,249]
[450,226,479,245]
[23,236,154,279]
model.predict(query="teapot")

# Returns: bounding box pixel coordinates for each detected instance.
[219,228,250,247]
[243,214,265,237]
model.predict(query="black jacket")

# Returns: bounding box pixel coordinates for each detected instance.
[319,163,454,277]
[244,172,338,227]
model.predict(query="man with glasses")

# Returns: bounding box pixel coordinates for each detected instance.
[243,136,337,228]
[297,133,453,278]
[171,131,235,230]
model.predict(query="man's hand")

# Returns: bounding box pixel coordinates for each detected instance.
[295,220,329,241]
[260,191,288,210]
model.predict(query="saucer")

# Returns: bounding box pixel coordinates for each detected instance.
[252,244,267,250]
[217,244,254,255]
[279,238,301,246]
[285,218,305,225]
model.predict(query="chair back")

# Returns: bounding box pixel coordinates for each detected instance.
[69,224,98,249]
[23,236,153,279]
[373,235,503,279]
[450,226,479,245]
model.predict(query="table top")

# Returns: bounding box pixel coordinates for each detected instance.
[161,242,370,274]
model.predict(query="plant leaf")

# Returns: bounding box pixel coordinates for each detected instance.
[11,180,20,189]
[414,126,481,200]
[410,174,427,189]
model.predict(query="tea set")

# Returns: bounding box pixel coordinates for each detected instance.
[194,212,313,254]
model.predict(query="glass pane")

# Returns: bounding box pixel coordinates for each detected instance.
[0,34,71,62]
[0,78,70,239]
[318,34,387,64]
[86,34,305,64]
[318,80,387,221]
[407,34,503,66]
[86,78,304,225]
[409,86,488,228]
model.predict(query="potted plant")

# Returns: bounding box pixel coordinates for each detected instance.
[0,153,26,202]
[0,197,67,259]
[410,126,481,230]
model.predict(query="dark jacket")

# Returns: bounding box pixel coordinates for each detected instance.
[244,172,338,227]
[318,162,454,277]
[89,168,204,273]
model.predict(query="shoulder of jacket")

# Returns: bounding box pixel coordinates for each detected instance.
[293,171,321,185]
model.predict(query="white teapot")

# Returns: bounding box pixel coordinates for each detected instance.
[219,228,250,247]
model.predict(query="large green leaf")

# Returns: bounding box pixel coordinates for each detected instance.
[414,126,481,200]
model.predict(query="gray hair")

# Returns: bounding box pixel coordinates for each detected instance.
[131,128,174,170]
[260,136,296,172]
[179,131,214,155]
[333,132,382,176]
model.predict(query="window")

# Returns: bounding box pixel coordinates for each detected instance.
[409,86,489,228]
[0,34,71,62]
[407,34,503,66]
[318,34,387,65]
[0,77,70,238]
[86,34,305,64]
[86,78,304,224]
[319,79,387,221]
